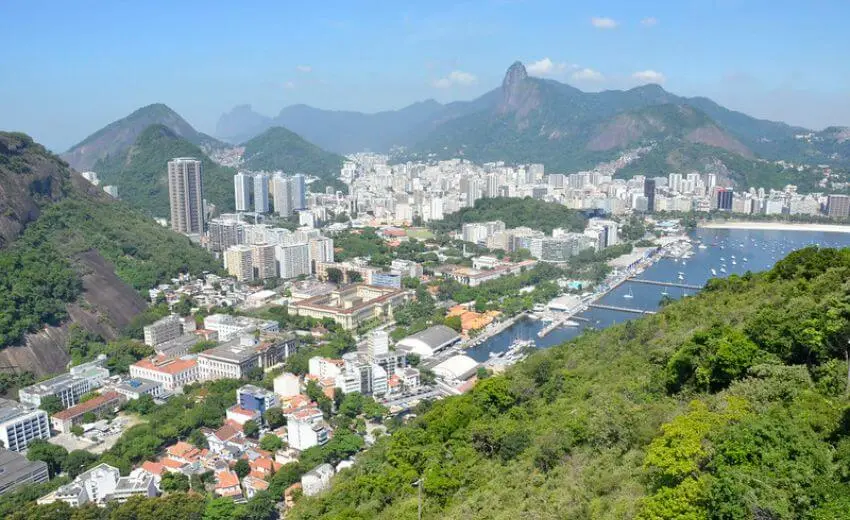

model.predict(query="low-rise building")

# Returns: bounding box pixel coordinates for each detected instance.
[285,407,329,451]
[129,355,199,392]
[290,284,411,330]
[18,356,110,409]
[50,392,124,434]
[395,325,461,359]
[214,470,243,500]
[273,373,301,398]
[198,333,297,381]
[237,385,279,415]
[0,448,49,495]
[0,398,50,452]
[203,314,279,342]
[113,378,165,400]
[38,463,156,507]
[143,315,183,347]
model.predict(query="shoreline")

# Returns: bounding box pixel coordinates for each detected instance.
[699,221,850,234]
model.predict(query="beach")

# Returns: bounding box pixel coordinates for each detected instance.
[699,221,850,234]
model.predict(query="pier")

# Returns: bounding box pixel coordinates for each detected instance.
[627,278,703,290]
[588,303,657,315]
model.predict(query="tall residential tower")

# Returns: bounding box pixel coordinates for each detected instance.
[168,158,204,234]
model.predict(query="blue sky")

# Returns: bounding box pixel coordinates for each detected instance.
[2,0,849,152]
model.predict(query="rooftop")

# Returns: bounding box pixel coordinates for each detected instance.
[0,448,47,491]
[397,325,460,350]
[133,355,198,375]
[52,392,122,421]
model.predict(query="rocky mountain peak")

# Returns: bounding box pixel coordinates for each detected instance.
[499,61,538,116]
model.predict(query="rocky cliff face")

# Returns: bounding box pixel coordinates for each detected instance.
[497,61,541,119]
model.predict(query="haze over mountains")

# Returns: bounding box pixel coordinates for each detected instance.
[59,61,850,217]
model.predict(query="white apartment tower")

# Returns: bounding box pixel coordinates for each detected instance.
[253,173,270,213]
[168,158,205,234]
[234,172,252,211]
[276,243,310,279]
[273,174,293,217]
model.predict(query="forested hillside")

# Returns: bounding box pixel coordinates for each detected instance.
[290,247,850,519]
[0,132,219,352]
[94,124,236,217]
[430,197,586,234]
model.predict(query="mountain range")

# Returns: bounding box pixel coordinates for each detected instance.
[0,132,219,375]
[214,61,850,189]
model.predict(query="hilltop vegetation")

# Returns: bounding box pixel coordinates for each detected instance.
[0,131,219,349]
[241,126,347,194]
[94,124,236,217]
[430,196,586,234]
[289,247,850,519]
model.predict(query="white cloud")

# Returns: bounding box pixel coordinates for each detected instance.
[571,68,605,82]
[632,70,666,84]
[526,58,569,77]
[591,17,618,29]
[641,17,658,27]
[296,65,312,73]
[433,70,477,88]
[283,81,296,89]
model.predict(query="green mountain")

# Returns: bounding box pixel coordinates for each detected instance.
[241,126,347,193]
[93,124,236,218]
[61,103,225,171]
[0,132,219,374]
[290,247,850,519]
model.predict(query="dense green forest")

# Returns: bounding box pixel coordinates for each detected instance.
[241,127,347,194]
[287,247,850,519]
[94,124,236,217]
[430,197,587,234]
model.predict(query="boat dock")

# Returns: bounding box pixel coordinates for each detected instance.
[588,303,657,315]
[627,278,703,290]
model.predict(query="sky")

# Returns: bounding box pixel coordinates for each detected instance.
[2,0,850,152]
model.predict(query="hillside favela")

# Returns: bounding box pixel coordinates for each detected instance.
[3,3,850,519]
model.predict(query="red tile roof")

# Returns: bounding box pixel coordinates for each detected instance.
[52,392,122,421]
[133,355,197,375]
[215,470,240,490]
[140,461,164,476]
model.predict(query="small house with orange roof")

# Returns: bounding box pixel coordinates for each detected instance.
[214,470,243,500]
[242,475,269,499]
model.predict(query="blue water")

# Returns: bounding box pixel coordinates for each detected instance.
[466,227,850,362]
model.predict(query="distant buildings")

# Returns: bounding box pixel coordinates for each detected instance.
[276,242,311,279]
[462,221,506,245]
[19,356,110,409]
[167,158,205,234]
[0,399,50,452]
[224,244,255,282]
[0,448,49,496]
[234,172,253,212]
[827,194,850,218]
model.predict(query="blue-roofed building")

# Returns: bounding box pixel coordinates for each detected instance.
[236,385,279,415]
[114,378,164,400]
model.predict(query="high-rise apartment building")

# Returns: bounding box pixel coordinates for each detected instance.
[644,179,656,212]
[224,245,255,282]
[308,237,334,273]
[253,173,270,213]
[251,243,277,280]
[273,174,293,216]
[827,194,850,218]
[168,158,204,234]
[234,172,253,211]
[292,174,306,210]
[276,243,310,279]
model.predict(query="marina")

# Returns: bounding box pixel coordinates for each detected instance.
[464,227,850,364]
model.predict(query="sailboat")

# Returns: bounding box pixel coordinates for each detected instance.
[711,268,717,276]
[661,288,669,296]
[623,286,634,299]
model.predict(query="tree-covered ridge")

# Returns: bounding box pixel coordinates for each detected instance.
[240,126,347,194]
[0,132,220,348]
[289,247,850,519]
[94,124,237,217]
[430,196,587,234]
